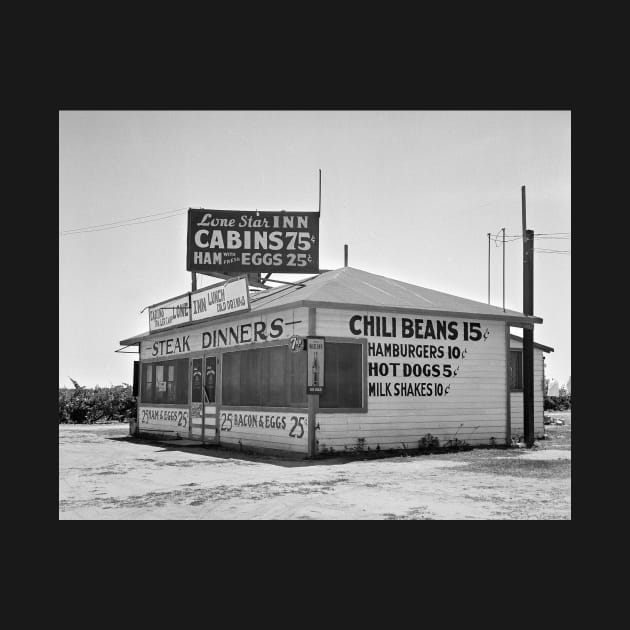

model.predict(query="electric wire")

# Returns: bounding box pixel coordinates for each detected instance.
[534,249,571,254]
[60,207,188,235]
[489,235,570,243]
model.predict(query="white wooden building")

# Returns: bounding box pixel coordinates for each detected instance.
[119,267,550,456]
[508,334,553,441]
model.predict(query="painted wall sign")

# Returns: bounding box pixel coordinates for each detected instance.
[140,308,309,360]
[190,277,250,323]
[219,410,308,440]
[138,406,189,430]
[307,336,325,394]
[186,209,319,274]
[346,313,495,399]
[148,293,191,332]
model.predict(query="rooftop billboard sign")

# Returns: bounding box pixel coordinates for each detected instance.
[186,209,319,274]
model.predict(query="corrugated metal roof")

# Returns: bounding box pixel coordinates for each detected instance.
[120,266,542,346]
[253,267,539,318]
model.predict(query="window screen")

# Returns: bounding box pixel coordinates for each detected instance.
[510,351,523,390]
[222,345,307,408]
[319,342,363,409]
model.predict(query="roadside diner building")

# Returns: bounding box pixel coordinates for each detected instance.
[119,266,550,456]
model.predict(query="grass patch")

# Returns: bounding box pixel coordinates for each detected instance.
[460,457,570,479]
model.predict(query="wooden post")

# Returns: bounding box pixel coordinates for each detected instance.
[502,227,506,312]
[318,169,322,215]
[505,323,512,446]
[307,307,318,458]
[521,185,527,242]
[191,272,197,292]
[344,244,348,267]
[487,233,491,304]
[523,228,535,447]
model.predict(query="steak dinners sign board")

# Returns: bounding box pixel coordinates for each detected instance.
[186,209,319,274]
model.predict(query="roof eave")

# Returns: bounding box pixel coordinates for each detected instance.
[300,300,543,325]
[119,297,544,347]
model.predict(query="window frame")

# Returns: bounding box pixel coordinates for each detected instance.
[140,358,189,406]
[220,339,309,413]
[316,337,368,414]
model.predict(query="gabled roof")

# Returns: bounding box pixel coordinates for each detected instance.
[120,266,542,346]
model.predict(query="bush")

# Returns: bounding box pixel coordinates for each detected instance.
[544,395,571,411]
[59,379,137,424]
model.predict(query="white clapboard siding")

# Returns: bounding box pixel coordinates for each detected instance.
[509,340,545,439]
[315,309,509,451]
[218,409,309,454]
[137,405,190,439]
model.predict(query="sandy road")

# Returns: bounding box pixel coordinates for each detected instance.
[59,423,570,520]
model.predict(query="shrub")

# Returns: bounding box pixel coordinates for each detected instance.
[544,395,571,411]
[59,379,137,424]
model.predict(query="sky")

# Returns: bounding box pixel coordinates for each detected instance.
[59,110,570,388]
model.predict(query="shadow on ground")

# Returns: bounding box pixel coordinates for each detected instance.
[107,435,517,468]
[107,436,354,468]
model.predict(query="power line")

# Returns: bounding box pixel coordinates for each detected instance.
[490,234,570,243]
[60,207,188,236]
[502,235,569,239]
[490,236,521,244]
[534,248,571,254]
[60,212,187,235]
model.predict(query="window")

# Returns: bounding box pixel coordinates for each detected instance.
[141,359,189,404]
[319,342,364,409]
[133,361,139,397]
[222,345,307,408]
[144,363,154,402]
[510,350,523,390]
[167,364,176,402]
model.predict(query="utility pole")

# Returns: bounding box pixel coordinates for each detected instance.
[522,185,535,447]
[521,186,526,242]
[318,169,322,215]
[502,227,506,312]
[344,244,348,267]
[487,233,491,304]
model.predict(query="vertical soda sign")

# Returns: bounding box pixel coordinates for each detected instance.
[307,337,325,394]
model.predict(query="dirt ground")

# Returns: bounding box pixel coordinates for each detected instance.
[59,414,571,520]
